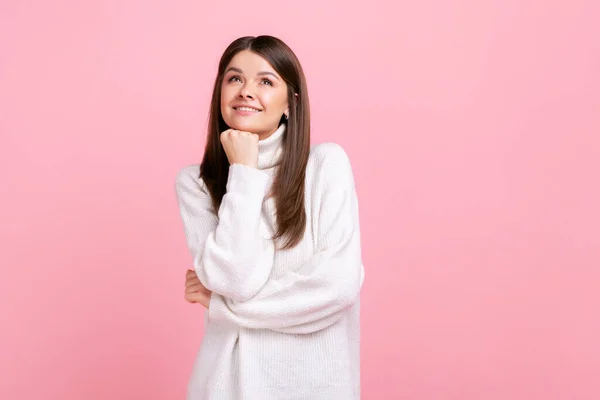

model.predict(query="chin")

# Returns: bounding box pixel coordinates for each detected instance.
[224,118,260,133]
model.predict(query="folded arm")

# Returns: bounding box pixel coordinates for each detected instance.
[175,164,275,301]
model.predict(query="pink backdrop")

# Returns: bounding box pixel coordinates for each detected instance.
[1,1,599,399]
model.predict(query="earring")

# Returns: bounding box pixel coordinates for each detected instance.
[284,112,289,120]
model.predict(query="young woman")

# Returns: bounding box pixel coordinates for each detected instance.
[175,35,365,400]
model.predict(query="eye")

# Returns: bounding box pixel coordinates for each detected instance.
[228,75,242,83]
[260,78,274,86]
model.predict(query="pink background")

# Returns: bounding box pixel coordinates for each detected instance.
[1,1,599,399]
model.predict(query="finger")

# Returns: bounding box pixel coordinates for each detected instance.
[186,269,196,279]
[185,276,201,288]
[188,283,211,296]
[184,292,200,304]
[185,279,201,289]
[185,283,204,294]
[220,129,231,143]
[185,292,207,304]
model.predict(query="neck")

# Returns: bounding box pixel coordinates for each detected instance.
[257,123,286,170]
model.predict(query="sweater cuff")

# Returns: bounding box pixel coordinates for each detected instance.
[226,164,270,197]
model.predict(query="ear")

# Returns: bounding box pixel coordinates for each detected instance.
[284,94,298,119]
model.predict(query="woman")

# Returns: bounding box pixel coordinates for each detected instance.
[175,35,365,400]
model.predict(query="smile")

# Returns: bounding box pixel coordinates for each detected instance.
[234,106,262,112]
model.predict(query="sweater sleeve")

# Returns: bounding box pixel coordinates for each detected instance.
[208,144,365,334]
[175,164,275,302]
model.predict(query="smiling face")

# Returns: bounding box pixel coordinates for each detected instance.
[220,50,289,139]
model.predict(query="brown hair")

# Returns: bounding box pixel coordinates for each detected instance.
[199,35,310,250]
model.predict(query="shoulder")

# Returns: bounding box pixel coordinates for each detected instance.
[309,142,352,170]
[308,142,355,186]
[175,164,207,194]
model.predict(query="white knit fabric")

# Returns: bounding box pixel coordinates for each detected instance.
[175,123,365,400]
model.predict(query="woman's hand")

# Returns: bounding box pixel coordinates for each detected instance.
[220,129,260,168]
[185,269,212,309]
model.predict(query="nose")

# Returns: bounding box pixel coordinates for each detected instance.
[238,84,254,99]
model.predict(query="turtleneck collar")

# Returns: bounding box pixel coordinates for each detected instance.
[257,123,286,170]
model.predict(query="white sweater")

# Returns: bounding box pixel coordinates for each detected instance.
[175,123,365,400]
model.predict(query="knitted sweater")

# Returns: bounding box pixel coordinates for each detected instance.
[175,123,365,400]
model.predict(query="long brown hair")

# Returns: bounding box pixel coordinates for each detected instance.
[199,35,310,250]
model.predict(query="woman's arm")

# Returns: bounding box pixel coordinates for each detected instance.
[175,163,275,302]
[208,144,365,334]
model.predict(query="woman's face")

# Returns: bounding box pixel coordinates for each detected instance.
[220,50,289,139]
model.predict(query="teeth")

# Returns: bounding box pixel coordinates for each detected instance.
[237,107,260,112]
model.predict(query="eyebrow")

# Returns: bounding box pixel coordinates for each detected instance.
[225,67,280,80]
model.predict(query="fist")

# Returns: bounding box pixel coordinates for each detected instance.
[220,129,259,168]
[185,269,211,309]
